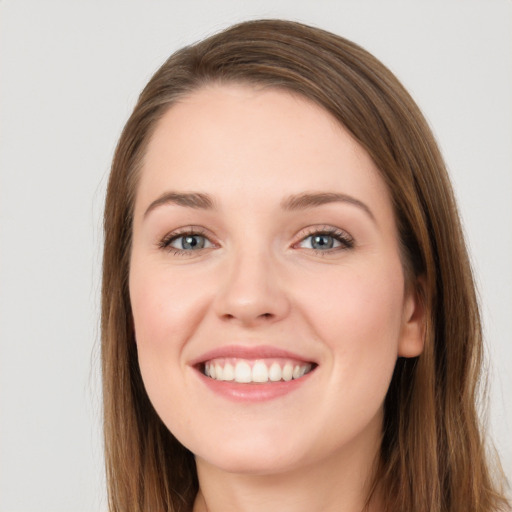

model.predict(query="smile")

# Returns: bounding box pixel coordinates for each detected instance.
[204,358,314,384]
[191,345,318,402]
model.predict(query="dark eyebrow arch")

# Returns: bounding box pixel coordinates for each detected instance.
[144,191,215,218]
[281,192,375,222]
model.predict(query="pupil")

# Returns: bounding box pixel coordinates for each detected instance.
[182,236,204,250]
[312,235,333,249]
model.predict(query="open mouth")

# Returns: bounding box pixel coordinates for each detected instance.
[199,358,317,384]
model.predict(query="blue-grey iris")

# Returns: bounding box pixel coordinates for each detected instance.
[311,235,334,250]
[182,235,205,250]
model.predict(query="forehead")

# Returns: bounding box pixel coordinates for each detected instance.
[136,84,392,218]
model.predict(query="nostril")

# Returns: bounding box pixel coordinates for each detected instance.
[220,311,276,326]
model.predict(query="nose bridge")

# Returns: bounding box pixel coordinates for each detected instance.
[214,242,289,325]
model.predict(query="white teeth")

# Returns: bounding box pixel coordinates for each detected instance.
[204,359,313,383]
[282,363,293,381]
[252,361,269,382]
[223,362,235,381]
[268,362,282,382]
[234,361,252,383]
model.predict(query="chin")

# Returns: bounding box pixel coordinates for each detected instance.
[198,449,303,476]
[191,429,308,476]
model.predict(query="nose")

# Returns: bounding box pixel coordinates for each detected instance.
[213,248,291,327]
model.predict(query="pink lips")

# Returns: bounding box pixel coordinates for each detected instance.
[190,344,315,366]
[190,345,317,403]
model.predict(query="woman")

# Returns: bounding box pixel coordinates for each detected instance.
[101,19,510,512]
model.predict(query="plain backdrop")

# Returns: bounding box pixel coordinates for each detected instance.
[1,1,511,510]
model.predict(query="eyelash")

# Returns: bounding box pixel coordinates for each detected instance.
[157,227,213,256]
[157,225,354,256]
[295,226,354,254]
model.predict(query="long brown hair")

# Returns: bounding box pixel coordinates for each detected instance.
[102,19,510,511]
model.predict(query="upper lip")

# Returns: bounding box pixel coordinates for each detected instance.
[189,344,317,367]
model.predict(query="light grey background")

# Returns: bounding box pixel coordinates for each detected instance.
[1,1,511,510]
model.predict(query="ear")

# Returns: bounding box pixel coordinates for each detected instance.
[397,276,427,358]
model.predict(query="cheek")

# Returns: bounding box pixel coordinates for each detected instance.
[291,264,405,445]
[305,261,404,329]
[128,259,210,410]
[300,263,405,387]
[128,260,214,435]
[129,261,210,353]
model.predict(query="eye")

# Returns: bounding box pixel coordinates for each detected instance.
[170,234,211,251]
[300,234,340,250]
[296,227,354,253]
[158,228,214,255]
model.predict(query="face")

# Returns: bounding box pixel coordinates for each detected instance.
[129,84,424,476]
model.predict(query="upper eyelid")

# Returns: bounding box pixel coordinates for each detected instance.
[162,226,210,238]
[294,225,353,241]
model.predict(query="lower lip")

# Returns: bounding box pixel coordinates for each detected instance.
[195,369,314,403]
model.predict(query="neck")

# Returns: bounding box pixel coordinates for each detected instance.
[193,426,383,512]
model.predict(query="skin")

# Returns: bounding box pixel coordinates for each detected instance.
[129,84,425,512]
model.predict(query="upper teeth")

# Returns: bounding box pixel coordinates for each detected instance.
[204,358,312,383]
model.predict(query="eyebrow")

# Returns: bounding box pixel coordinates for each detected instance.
[144,192,216,218]
[281,192,375,222]
[143,190,375,222]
